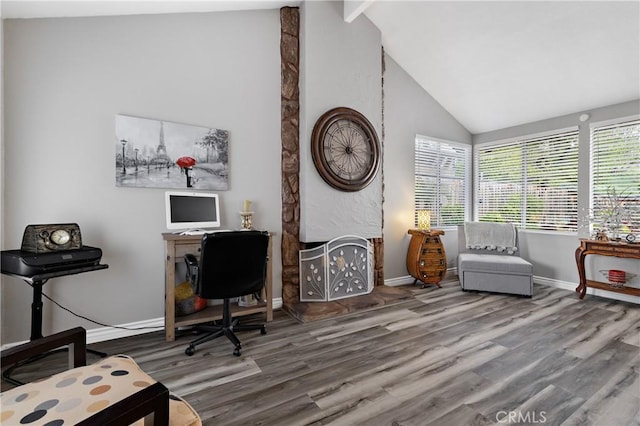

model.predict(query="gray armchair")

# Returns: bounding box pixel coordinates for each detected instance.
[457,222,533,297]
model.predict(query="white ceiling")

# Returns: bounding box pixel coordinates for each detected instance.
[364,1,640,133]
[0,1,300,19]
[3,1,639,134]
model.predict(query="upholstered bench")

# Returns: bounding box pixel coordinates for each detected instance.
[457,223,533,297]
[0,327,201,426]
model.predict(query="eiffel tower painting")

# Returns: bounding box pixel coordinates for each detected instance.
[115,114,229,190]
[151,121,172,166]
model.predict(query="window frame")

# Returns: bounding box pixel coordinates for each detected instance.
[414,135,472,229]
[589,115,640,238]
[473,126,580,234]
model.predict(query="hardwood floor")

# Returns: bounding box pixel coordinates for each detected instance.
[4,281,640,425]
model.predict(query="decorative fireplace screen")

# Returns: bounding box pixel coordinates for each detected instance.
[299,235,374,302]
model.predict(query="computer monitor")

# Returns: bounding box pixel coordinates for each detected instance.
[165,191,221,230]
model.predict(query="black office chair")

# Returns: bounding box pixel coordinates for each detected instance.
[183,230,270,357]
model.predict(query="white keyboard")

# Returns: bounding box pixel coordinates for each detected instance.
[181,229,208,236]
[174,229,234,236]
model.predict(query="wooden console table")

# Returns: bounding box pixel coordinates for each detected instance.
[575,239,640,299]
[162,232,273,342]
[406,229,447,288]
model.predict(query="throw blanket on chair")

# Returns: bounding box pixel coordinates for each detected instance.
[464,222,518,254]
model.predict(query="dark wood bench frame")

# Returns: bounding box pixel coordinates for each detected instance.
[1,327,169,426]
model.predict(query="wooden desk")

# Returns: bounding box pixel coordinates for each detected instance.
[575,239,640,299]
[162,232,273,342]
[406,229,446,287]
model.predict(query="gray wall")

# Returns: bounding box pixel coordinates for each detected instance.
[382,54,472,280]
[2,10,283,344]
[299,1,383,243]
[297,2,473,279]
[474,100,640,290]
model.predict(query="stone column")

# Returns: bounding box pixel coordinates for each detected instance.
[281,7,300,307]
[376,47,386,287]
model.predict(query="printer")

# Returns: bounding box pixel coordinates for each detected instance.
[1,246,103,277]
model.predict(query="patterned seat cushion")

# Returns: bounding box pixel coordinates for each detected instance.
[0,354,201,426]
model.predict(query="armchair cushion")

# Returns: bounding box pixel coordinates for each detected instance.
[1,354,200,426]
[0,327,201,426]
[457,253,533,274]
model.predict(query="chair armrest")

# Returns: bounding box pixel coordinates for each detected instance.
[1,326,87,369]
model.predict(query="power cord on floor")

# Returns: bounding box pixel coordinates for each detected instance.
[29,281,164,331]
[2,348,67,386]
[3,284,164,387]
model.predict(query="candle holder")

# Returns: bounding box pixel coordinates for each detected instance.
[240,211,254,230]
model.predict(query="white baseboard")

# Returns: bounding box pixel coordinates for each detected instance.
[85,279,637,346]
[384,275,415,286]
[533,276,640,304]
[4,277,637,351]
[85,298,284,343]
[1,298,284,349]
[384,268,458,287]
[86,317,165,344]
[385,270,639,304]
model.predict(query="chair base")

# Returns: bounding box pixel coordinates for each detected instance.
[184,299,266,357]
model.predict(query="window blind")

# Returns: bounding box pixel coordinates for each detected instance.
[591,119,640,237]
[415,137,470,227]
[475,129,579,231]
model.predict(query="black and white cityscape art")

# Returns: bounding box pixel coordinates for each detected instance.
[115,114,229,190]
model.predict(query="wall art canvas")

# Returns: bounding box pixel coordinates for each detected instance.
[115,114,229,190]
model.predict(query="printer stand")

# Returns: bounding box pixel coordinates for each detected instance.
[1,264,109,385]
[29,278,45,341]
[4,264,109,341]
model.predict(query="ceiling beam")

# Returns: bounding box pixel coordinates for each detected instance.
[344,0,374,23]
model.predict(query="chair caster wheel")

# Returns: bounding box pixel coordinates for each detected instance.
[260,326,267,335]
[185,346,195,356]
[233,347,242,356]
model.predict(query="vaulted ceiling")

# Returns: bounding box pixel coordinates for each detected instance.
[3,1,639,134]
[364,1,640,133]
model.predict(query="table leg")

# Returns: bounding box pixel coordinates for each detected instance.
[30,280,44,340]
[574,247,587,299]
